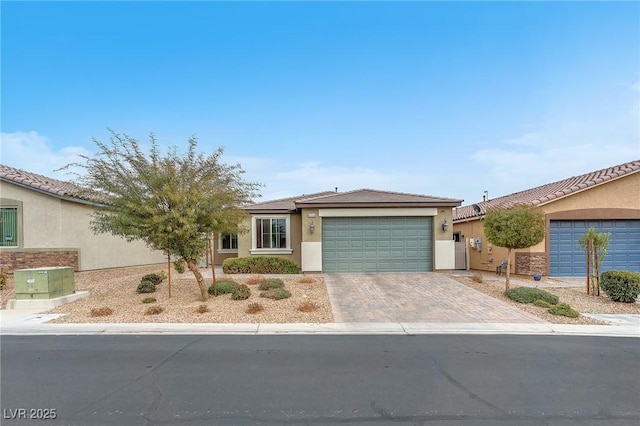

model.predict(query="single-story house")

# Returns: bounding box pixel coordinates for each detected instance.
[234,189,463,273]
[0,164,166,272]
[452,160,640,277]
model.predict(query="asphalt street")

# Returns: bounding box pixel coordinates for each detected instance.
[1,335,639,425]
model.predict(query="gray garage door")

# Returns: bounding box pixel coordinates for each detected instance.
[322,217,433,272]
[549,220,640,276]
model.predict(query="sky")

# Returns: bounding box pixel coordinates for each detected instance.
[1,1,639,205]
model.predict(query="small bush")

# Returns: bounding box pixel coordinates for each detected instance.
[548,303,579,318]
[208,279,240,296]
[258,278,285,291]
[137,280,156,294]
[0,270,7,290]
[222,257,299,274]
[141,273,164,285]
[471,273,483,283]
[298,300,318,312]
[174,259,186,274]
[533,299,553,308]
[90,307,113,317]
[142,297,156,304]
[194,304,209,314]
[246,275,265,285]
[231,284,251,300]
[506,287,559,305]
[260,288,292,300]
[298,275,316,284]
[600,270,640,303]
[245,302,264,314]
[145,306,164,315]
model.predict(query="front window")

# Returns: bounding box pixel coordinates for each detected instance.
[251,215,292,254]
[0,207,18,247]
[221,233,238,250]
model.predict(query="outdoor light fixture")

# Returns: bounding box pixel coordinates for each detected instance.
[441,219,448,232]
[309,222,315,234]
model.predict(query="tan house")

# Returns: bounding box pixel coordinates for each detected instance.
[0,164,166,272]
[236,189,463,273]
[452,160,640,277]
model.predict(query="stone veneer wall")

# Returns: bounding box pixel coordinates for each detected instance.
[515,253,546,276]
[0,250,79,273]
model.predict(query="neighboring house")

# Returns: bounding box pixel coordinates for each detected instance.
[0,164,166,272]
[236,189,463,273]
[453,160,640,277]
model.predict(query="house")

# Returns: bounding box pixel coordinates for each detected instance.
[452,160,640,277]
[0,164,166,272]
[234,189,463,273]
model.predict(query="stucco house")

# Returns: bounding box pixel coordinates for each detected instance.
[452,160,640,277]
[235,189,463,273]
[0,164,166,272]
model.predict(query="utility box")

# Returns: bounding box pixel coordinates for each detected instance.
[13,267,75,300]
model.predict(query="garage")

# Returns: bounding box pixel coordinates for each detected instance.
[322,217,433,272]
[549,220,640,276]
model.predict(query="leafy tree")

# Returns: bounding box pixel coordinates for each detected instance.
[65,131,261,300]
[483,204,545,291]
[579,227,610,296]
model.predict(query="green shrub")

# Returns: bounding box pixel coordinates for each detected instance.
[505,287,558,305]
[137,280,156,294]
[142,297,156,304]
[141,273,164,285]
[174,259,186,274]
[231,284,251,300]
[533,299,553,308]
[222,257,299,274]
[258,278,285,291]
[208,279,240,296]
[548,303,579,318]
[600,270,640,303]
[260,288,292,300]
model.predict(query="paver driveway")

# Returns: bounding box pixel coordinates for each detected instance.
[324,273,546,323]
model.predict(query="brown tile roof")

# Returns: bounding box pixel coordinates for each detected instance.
[0,164,97,204]
[453,159,640,222]
[246,188,462,212]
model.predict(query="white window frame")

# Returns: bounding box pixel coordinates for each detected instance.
[250,214,292,254]
[217,232,238,253]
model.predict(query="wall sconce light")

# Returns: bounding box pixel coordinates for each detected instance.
[309,222,315,234]
[441,219,448,232]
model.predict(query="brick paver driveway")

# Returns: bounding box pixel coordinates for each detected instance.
[324,273,546,323]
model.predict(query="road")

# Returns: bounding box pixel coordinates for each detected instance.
[1,335,639,425]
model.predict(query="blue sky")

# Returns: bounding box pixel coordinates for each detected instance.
[2,1,639,204]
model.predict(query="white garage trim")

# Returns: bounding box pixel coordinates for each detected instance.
[319,208,437,217]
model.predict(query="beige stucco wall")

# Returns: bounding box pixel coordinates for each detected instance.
[0,182,166,270]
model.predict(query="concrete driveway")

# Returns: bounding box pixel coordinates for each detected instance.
[324,273,546,323]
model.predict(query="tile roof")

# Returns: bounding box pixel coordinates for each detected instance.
[245,191,337,212]
[0,164,97,204]
[453,159,640,222]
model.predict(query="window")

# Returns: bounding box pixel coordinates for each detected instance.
[251,215,292,253]
[0,207,18,247]
[220,233,238,250]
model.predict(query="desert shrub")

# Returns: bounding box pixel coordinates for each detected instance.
[245,302,264,314]
[222,257,299,274]
[533,299,553,308]
[548,303,579,318]
[231,284,251,300]
[145,306,164,315]
[246,275,265,285]
[142,297,156,304]
[208,279,240,296]
[258,278,285,291]
[260,288,292,300]
[174,259,186,274]
[194,304,209,314]
[297,300,318,312]
[471,273,483,283]
[141,273,164,285]
[137,280,156,294]
[90,307,113,317]
[600,270,640,303]
[298,275,316,284]
[505,287,558,305]
[0,270,7,290]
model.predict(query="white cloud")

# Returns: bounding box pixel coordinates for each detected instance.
[0,131,93,180]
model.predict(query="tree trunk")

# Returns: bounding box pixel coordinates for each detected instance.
[186,259,208,301]
[167,254,172,298]
[208,236,217,296]
[505,248,512,291]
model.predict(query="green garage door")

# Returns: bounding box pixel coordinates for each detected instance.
[322,217,433,272]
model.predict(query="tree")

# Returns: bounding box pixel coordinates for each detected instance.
[579,228,610,296]
[66,131,261,300]
[483,204,545,291]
